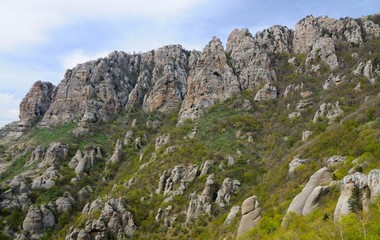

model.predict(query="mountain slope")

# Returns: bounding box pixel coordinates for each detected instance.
[0,13,380,240]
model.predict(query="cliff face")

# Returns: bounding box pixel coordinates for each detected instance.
[18,15,380,127]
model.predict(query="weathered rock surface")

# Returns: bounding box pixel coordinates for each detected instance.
[368,169,380,201]
[69,147,102,176]
[326,155,346,167]
[254,83,278,101]
[72,198,136,239]
[56,192,75,213]
[306,37,338,69]
[160,164,199,196]
[25,145,45,167]
[186,174,215,222]
[23,205,55,239]
[313,101,344,124]
[19,81,54,127]
[323,74,346,89]
[155,134,171,150]
[285,167,332,217]
[31,166,59,189]
[224,205,241,225]
[237,196,261,238]
[288,156,307,174]
[215,178,241,209]
[178,37,240,122]
[0,175,32,212]
[108,139,124,164]
[38,142,68,168]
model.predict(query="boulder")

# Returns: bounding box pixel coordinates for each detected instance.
[215,178,241,209]
[25,145,45,167]
[285,167,332,216]
[23,205,55,238]
[56,192,76,213]
[237,196,261,238]
[31,166,59,189]
[326,155,346,167]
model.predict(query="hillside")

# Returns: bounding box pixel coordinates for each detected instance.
[0,13,380,240]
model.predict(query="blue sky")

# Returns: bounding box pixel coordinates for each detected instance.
[0,0,379,127]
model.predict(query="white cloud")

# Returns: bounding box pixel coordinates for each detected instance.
[0,93,21,128]
[60,49,111,70]
[0,0,208,52]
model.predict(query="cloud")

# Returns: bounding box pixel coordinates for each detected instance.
[0,93,21,128]
[60,49,111,70]
[0,0,208,53]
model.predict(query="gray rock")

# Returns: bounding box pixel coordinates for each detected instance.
[31,166,59,189]
[108,139,124,164]
[178,37,240,122]
[215,178,240,209]
[302,130,312,141]
[334,183,355,220]
[302,186,330,215]
[23,205,55,238]
[224,206,241,225]
[368,169,380,201]
[38,142,68,168]
[313,102,344,124]
[155,134,171,150]
[56,192,75,213]
[326,155,346,167]
[254,83,277,102]
[237,196,261,238]
[285,167,332,216]
[25,145,45,167]
[289,156,307,174]
[306,37,338,69]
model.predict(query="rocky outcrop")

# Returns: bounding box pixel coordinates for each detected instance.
[142,45,189,113]
[237,196,261,238]
[285,168,333,218]
[254,83,278,101]
[334,172,368,220]
[0,175,32,212]
[326,155,346,167]
[31,166,59,189]
[69,198,136,240]
[215,178,241,209]
[23,205,55,239]
[313,101,344,124]
[306,37,338,69]
[160,165,199,196]
[368,169,380,201]
[69,147,102,176]
[25,145,45,167]
[288,156,307,174]
[38,142,68,168]
[323,74,346,89]
[108,140,124,164]
[178,37,240,122]
[56,192,75,213]
[19,81,54,128]
[186,174,215,222]
[226,28,277,90]
[293,16,366,54]
[224,205,240,225]
[255,25,293,54]
[155,134,171,150]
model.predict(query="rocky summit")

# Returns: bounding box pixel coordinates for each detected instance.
[1,13,380,240]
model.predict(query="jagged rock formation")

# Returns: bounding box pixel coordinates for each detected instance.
[215,178,241,209]
[108,139,124,164]
[31,166,59,189]
[178,37,240,121]
[25,145,45,167]
[69,147,102,176]
[313,101,344,124]
[19,81,54,129]
[69,198,136,240]
[224,206,241,225]
[237,196,261,238]
[38,142,68,168]
[284,167,333,219]
[186,174,215,222]
[0,175,32,212]
[23,205,55,239]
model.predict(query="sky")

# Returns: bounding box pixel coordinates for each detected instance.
[0,0,379,127]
